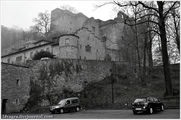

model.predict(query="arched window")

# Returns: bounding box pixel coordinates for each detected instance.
[16,79,20,86]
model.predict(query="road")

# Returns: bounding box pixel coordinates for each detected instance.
[2,109,180,119]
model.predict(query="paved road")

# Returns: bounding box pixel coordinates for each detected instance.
[2,109,180,119]
[52,109,180,119]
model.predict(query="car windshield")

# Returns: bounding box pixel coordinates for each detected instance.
[58,100,66,105]
[134,98,146,103]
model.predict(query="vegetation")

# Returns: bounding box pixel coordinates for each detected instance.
[98,1,180,96]
[33,51,54,60]
[80,64,180,109]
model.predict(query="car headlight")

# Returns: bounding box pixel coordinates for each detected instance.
[144,102,148,106]
[51,106,60,110]
[54,106,60,109]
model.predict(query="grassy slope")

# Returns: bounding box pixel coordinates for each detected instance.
[80,64,180,109]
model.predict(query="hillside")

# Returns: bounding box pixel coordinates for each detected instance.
[79,64,180,109]
[24,62,179,113]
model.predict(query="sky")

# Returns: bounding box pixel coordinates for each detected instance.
[1,0,120,30]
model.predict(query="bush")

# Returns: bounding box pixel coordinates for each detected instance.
[33,51,54,60]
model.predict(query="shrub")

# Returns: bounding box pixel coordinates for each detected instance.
[33,51,54,60]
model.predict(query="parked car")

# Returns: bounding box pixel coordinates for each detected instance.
[132,97,164,114]
[49,97,81,114]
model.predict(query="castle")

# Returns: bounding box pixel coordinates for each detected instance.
[2,8,136,64]
[1,8,151,113]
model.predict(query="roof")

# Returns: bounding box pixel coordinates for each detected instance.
[2,34,79,58]
[52,34,79,39]
[1,42,52,58]
[51,42,59,46]
[33,39,53,44]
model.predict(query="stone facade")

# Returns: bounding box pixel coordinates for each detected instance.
[58,34,79,59]
[50,8,88,34]
[1,63,31,113]
[2,8,148,66]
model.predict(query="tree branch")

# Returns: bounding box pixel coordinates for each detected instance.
[113,1,130,7]
[138,1,159,13]
[140,29,160,35]
[95,1,115,8]
[164,1,179,18]
[124,19,159,26]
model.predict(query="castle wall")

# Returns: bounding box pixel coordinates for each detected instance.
[100,20,130,61]
[27,59,118,92]
[50,8,88,34]
[58,35,79,59]
[1,63,31,113]
[77,18,105,60]
[2,9,149,64]
[52,45,59,58]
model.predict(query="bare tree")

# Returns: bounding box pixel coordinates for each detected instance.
[168,7,180,52]
[33,11,50,39]
[114,1,180,96]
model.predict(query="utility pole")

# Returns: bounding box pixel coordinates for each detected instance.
[110,68,115,104]
[111,73,114,104]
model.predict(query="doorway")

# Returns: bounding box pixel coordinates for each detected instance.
[2,99,8,114]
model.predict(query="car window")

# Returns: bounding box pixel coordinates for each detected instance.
[147,97,153,102]
[66,100,71,105]
[72,99,78,104]
[153,98,158,102]
[134,98,146,103]
[58,100,66,105]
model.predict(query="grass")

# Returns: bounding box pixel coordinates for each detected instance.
[80,64,180,109]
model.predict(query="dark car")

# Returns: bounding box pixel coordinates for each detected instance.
[132,97,164,114]
[49,97,81,114]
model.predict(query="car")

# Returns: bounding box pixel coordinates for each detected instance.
[132,97,164,114]
[49,97,81,114]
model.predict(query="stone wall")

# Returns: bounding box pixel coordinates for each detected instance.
[26,59,131,107]
[50,8,88,34]
[28,59,115,92]
[1,63,31,113]
[59,35,79,59]
[1,59,132,113]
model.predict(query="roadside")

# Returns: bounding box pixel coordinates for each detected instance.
[2,109,180,119]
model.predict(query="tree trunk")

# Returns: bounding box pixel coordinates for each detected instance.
[175,32,180,52]
[143,33,148,86]
[172,10,180,52]
[157,2,173,96]
[134,23,145,86]
[148,30,153,69]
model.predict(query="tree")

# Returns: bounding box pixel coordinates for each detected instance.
[114,1,180,96]
[33,11,50,38]
[33,51,54,60]
[167,7,180,52]
[1,25,25,54]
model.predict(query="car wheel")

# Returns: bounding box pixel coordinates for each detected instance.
[149,107,153,114]
[161,105,164,111]
[60,109,64,114]
[76,107,80,112]
[50,111,55,114]
[133,111,137,115]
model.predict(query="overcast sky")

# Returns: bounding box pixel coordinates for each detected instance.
[1,0,120,30]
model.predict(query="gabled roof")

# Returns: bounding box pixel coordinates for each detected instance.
[33,39,53,44]
[1,42,52,58]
